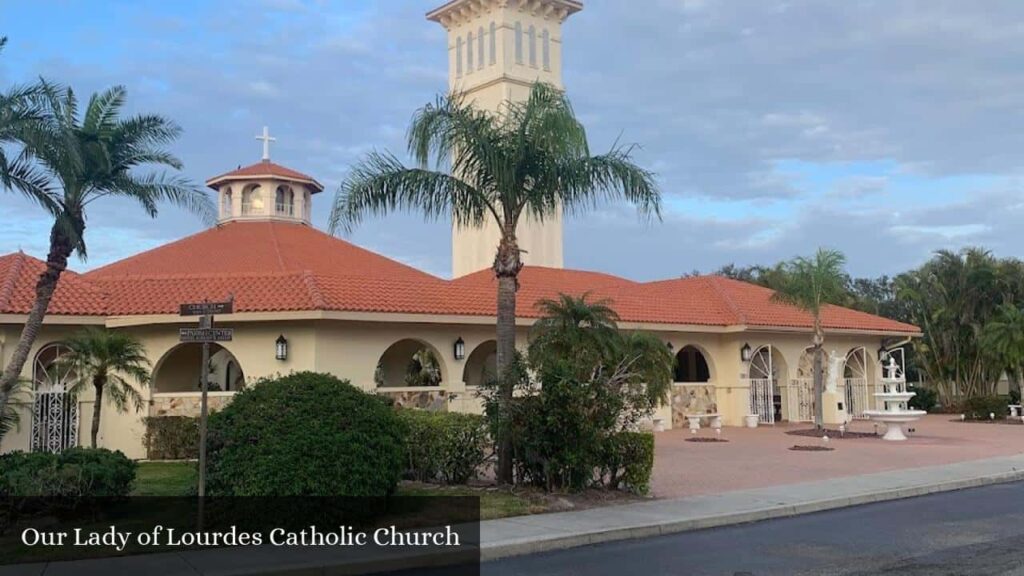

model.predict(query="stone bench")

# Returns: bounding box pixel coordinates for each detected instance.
[1010,404,1022,418]
[685,413,722,433]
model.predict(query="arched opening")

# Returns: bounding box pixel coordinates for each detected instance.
[786,347,823,423]
[541,28,550,70]
[241,184,262,215]
[462,340,497,388]
[153,343,246,393]
[747,345,788,424]
[275,185,295,216]
[375,339,444,388]
[31,343,79,452]
[673,345,710,383]
[843,347,875,417]
[221,187,233,218]
[514,22,523,64]
[527,24,537,67]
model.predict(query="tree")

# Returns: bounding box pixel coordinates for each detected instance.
[0,84,214,421]
[983,304,1024,399]
[330,83,660,483]
[56,328,151,448]
[771,248,849,428]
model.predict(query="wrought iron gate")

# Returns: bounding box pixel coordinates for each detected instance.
[844,377,870,418]
[748,378,776,424]
[31,391,79,452]
[786,378,815,422]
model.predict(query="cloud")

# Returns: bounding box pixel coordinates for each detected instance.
[2,0,1024,281]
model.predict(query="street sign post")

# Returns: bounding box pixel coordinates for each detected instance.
[179,299,234,501]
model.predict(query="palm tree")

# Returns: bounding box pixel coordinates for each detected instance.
[330,83,660,483]
[984,304,1024,399]
[56,327,151,448]
[771,248,849,428]
[0,85,213,419]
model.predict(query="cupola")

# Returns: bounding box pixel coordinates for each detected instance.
[205,126,324,225]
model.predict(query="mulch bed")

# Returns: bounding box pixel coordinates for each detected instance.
[790,445,835,452]
[786,428,877,439]
[685,437,729,443]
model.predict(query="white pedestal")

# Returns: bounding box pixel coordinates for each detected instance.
[881,422,909,441]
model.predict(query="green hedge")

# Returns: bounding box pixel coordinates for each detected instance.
[0,448,136,499]
[963,395,1011,420]
[397,410,489,484]
[206,372,405,496]
[908,385,938,412]
[143,416,199,460]
[599,432,655,495]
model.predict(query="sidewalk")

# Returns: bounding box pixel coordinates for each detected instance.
[4,454,1023,574]
[480,453,1024,561]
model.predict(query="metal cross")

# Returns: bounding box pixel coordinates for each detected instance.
[256,126,276,160]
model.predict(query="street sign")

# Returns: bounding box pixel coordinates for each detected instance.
[179,328,234,342]
[180,301,233,316]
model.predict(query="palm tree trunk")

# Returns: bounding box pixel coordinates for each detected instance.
[0,222,74,413]
[91,376,105,449]
[493,232,522,486]
[813,344,824,429]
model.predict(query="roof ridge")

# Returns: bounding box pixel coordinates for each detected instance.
[706,275,748,325]
[301,270,327,309]
[0,252,28,310]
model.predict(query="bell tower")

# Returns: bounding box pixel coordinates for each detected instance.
[427,0,582,278]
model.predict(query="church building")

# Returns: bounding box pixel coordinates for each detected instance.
[0,0,918,458]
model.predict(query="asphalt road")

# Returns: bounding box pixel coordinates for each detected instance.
[481,480,1024,576]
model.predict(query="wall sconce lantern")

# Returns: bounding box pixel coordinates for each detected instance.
[740,342,752,362]
[878,347,889,362]
[454,337,466,360]
[275,335,288,361]
[666,341,674,352]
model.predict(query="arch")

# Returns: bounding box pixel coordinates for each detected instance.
[477,25,484,70]
[747,345,787,381]
[746,345,787,423]
[489,21,497,65]
[541,28,550,70]
[514,22,523,64]
[842,346,875,417]
[303,190,311,220]
[456,36,463,76]
[673,345,711,383]
[33,342,74,392]
[221,187,233,218]
[152,343,245,393]
[527,24,537,67]
[241,183,263,215]
[375,339,446,388]
[275,185,295,216]
[462,340,497,388]
[467,31,474,70]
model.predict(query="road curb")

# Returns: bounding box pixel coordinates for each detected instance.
[480,467,1024,561]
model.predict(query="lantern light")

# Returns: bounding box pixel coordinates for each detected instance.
[740,342,752,362]
[454,337,466,360]
[275,335,288,361]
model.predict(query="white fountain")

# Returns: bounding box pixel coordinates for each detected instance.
[863,358,926,441]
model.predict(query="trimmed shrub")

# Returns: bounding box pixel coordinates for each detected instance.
[963,395,1010,420]
[397,410,489,484]
[206,372,405,496]
[0,448,135,501]
[599,432,655,495]
[143,416,199,460]
[908,385,938,412]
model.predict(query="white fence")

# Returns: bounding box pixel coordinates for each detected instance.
[785,378,815,423]
[843,377,873,418]
[747,378,776,424]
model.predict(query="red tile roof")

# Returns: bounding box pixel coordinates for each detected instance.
[205,160,323,192]
[0,252,108,316]
[0,221,920,335]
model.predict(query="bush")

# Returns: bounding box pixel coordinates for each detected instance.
[600,432,655,495]
[0,448,136,499]
[143,416,199,460]
[397,410,489,484]
[206,372,405,496]
[1011,387,1021,406]
[963,395,1010,420]
[908,384,938,412]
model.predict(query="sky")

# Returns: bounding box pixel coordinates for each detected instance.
[2,0,1023,280]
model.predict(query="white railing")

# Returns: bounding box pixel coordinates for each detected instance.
[241,201,255,215]
[747,378,775,424]
[843,377,871,418]
[276,202,294,216]
[786,378,815,423]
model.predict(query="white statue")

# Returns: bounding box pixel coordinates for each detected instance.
[826,350,842,393]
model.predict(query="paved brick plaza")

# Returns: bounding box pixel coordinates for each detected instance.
[651,414,1024,498]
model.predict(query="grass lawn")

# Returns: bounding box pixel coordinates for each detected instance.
[132,462,554,519]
